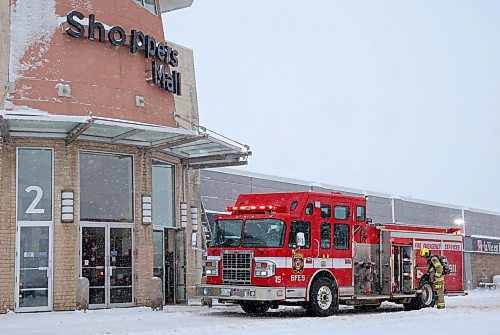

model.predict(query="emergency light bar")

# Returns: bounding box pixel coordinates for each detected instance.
[226,205,286,213]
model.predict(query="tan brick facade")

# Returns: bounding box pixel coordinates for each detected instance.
[0,138,202,312]
[0,1,8,110]
[1,0,242,314]
[0,140,16,313]
[470,253,500,288]
[186,169,202,299]
[0,5,13,312]
[52,143,79,311]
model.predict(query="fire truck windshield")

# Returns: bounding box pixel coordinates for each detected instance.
[242,219,285,248]
[212,219,285,248]
[212,219,243,247]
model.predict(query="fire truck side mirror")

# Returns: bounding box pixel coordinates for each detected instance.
[366,218,373,224]
[296,232,305,247]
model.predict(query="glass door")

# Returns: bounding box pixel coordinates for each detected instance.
[16,224,53,312]
[153,230,165,304]
[16,148,54,312]
[81,226,107,308]
[109,227,133,306]
[165,228,177,303]
[81,224,134,308]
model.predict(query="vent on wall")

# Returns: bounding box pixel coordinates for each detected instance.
[56,83,72,98]
[135,95,145,108]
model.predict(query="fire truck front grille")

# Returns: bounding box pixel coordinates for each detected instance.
[222,251,253,285]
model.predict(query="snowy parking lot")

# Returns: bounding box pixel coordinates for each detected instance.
[1,289,499,335]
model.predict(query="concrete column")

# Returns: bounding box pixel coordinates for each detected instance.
[169,42,199,130]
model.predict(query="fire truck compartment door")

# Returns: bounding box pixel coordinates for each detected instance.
[285,287,306,299]
[380,230,393,295]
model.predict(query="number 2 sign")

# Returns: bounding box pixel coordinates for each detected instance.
[25,186,45,214]
[17,148,53,222]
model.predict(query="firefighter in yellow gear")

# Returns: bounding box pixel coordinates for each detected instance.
[420,247,445,309]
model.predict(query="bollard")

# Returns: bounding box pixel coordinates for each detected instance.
[76,277,89,312]
[151,277,164,311]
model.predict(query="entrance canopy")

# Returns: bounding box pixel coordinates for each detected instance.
[0,110,251,169]
[159,0,194,13]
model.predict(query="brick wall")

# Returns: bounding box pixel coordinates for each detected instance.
[0,1,8,109]
[134,149,153,306]
[0,140,16,313]
[52,143,79,310]
[0,138,188,311]
[186,169,202,300]
[470,253,500,288]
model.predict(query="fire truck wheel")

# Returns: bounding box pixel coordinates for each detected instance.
[240,301,270,315]
[418,281,436,308]
[404,280,435,310]
[307,277,338,317]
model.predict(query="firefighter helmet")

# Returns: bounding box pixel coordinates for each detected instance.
[420,247,430,257]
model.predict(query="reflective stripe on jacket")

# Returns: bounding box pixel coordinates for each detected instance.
[428,255,444,283]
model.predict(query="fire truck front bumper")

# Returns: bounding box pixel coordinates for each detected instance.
[197,284,285,301]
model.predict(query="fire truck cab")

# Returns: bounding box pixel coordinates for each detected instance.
[198,192,464,316]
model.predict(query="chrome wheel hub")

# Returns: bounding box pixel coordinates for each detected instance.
[317,286,333,310]
[422,284,433,305]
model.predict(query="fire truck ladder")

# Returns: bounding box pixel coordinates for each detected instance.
[200,202,212,251]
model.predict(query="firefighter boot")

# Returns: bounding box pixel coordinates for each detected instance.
[434,282,445,309]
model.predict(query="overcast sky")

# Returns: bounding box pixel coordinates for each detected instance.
[163,0,500,213]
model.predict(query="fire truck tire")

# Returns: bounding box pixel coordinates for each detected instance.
[240,301,270,315]
[404,280,435,310]
[307,277,338,317]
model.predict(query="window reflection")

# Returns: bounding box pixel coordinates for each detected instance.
[152,160,175,227]
[80,152,134,222]
[17,148,52,222]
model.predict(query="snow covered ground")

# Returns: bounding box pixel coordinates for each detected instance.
[2,289,499,335]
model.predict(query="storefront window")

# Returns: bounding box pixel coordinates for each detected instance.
[152,160,175,227]
[80,152,134,222]
[17,148,53,222]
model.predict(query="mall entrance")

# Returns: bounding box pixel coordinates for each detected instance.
[15,223,53,312]
[80,224,134,308]
[153,227,186,304]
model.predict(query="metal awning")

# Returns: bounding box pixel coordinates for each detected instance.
[0,110,251,169]
[159,0,194,13]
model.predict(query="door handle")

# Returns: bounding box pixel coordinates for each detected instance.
[314,239,320,257]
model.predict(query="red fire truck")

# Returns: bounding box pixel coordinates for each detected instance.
[198,192,464,316]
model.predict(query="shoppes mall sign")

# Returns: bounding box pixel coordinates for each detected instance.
[65,11,182,96]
